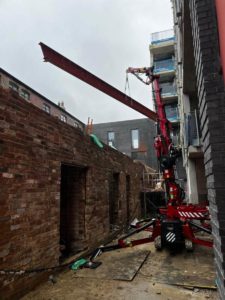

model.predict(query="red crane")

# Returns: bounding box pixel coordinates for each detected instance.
[39,43,212,252]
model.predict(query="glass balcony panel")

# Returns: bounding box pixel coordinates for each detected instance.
[151,29,174,44]
[154,59,175,73]
[160,82,177,97]
[165,105,179,123]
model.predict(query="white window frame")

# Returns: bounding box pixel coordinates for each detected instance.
[9,81,19,92]
[43,103,51,114]
[20,89,30,101]
[131,129,139,149]
[107,131,115,147]
[60,114,67,123]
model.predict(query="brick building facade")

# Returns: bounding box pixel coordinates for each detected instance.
[172,0,225,297]
[0,89,145,299]
[0,68,84,131]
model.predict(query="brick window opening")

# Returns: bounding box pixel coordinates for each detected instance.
[20,89,30,101]
[60,164,87,259]
[60,114,67,123]
[43,103,50,114]
[9,81,19,92]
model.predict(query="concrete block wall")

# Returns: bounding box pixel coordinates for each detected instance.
[188,0,225,297]
[0,89,144,299]
[93,118,158,169]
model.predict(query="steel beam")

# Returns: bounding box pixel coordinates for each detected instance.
[39,42,157,121]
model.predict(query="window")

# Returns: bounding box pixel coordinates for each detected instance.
[20,89,30,101]
[107,131,115,147]
[131,129,139,149]
[60,114,67,123]
[9,81,19,92]
[43,103,50,114]
[74,121,79,128]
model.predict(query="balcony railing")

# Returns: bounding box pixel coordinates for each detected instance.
[160,82,177,97]
[185,110,201,147]
[151,29,175,44]
[165,105,179,123]
[154,59,175,73]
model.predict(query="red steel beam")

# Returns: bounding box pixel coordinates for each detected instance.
[39,42,157,121]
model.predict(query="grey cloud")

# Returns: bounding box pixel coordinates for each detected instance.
[0,0,173,124]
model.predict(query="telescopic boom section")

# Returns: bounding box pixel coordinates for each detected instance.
[126,67,171,154]
[39,43,157,121]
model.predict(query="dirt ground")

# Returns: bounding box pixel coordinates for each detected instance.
[22,240,218,300]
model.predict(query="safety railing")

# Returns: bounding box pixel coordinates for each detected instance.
[165,104,179,123]
[160,82,177,97]
[154,59,175,73]
[151,29,175,44]
[142,172,164,192]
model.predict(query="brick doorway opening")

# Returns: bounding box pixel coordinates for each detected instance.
[126,175,131,225]
[60,164,87,259]
[109,173,119,229]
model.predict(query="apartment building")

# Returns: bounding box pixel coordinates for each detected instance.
[171,0,225,298]
[158,17,207,205]
[93,118,158,169]
[150,30,179,143]
[149,29,186,184]
[0,68,84,131]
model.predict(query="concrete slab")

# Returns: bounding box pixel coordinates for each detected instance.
[73,248,150,281]
[22,236,218,300]
[140,245,216,289]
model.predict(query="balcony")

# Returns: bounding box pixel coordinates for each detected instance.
[160,82,177,98]
[165,104,179,123]
[154,59,175,73]
[151,29,175,45]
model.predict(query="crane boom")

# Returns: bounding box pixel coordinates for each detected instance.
[39,42,157,121]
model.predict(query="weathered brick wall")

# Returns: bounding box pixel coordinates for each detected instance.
[0,89,144,299]
[188,0,225,297]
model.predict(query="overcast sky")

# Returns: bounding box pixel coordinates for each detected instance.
[0,0,173,124]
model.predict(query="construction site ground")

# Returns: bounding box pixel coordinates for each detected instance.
[22,230,218,300]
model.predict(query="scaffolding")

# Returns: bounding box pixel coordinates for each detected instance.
[141,167,165,218]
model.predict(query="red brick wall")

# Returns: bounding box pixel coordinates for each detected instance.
[0,89,144,299]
